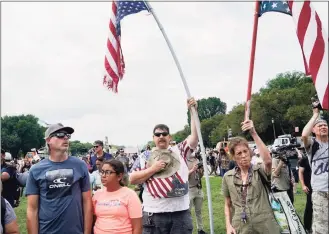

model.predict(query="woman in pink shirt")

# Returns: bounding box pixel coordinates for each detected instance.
[92,159,142,234]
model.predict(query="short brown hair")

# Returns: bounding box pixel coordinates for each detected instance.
[94,140,104,147]
[228,137,249,156]
[153,124,170,134]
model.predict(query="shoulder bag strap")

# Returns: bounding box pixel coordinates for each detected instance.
[258,169,271,192]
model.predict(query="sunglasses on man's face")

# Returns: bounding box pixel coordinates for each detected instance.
[50,132,71,139]
[154,132,169,137]
[93,145,100,148]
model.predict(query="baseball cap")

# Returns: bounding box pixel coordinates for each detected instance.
[44,123,74,139]
[313,119,328,127]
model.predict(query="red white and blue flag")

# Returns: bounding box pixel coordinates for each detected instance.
[103,1,149,92]
[259,1,328,109]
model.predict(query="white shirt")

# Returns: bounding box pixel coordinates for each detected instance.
[139,140,194,213]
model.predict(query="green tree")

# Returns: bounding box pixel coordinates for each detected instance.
[173,71,328,147]
[187,97,227,125]
[260,71,312,92]
[1,115,45,157]
[209,104,245,146]
[171,125,191,143]
[69,141,93,155]
[247,71,327,143]
[200,114,225,147]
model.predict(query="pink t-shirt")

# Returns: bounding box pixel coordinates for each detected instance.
[92,187,142,234]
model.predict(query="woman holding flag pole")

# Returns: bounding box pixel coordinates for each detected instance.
[222,120,281,234]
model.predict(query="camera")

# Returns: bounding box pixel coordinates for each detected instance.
[197,162,203,169]
[271,143,301,163]
[311,95,323,110]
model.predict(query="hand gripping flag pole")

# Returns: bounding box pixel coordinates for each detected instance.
[245,1,260,121]
[144,2,214,233]
[245,0,329,115]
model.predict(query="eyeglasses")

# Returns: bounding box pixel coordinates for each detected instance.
[50,132,71,139]
[154,132,169,137]
[93,145,100,148]
[100,170,116,176]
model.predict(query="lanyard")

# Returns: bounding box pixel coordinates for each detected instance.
[239,166,252,223]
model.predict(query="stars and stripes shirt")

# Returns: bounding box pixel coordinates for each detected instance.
[132,139,194,212]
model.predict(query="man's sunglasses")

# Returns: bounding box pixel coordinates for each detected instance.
[93,145,100,148]
[50,132,71,139]
[154,132,169,137]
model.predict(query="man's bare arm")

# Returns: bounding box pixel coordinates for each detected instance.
[302,108,319,148]
[299,167,306,187]
[187,98,199,149]
[26,195,39,234]
[272,160,284,177]
[82,191,93,234]
[130,161,164,185]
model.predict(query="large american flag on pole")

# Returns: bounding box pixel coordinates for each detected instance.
[103,1,149,92]
[259,1,328,110]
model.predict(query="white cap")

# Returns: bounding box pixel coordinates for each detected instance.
[4,152,12,161]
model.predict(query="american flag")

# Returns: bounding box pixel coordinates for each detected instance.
[103,1,149,92]
[259,1,328,110]
[132,139,193,199]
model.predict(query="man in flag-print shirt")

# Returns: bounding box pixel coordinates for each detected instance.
[130,97,199,234]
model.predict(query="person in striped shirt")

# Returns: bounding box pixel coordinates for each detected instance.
[129,97,199,234]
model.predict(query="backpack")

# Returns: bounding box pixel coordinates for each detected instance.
[1,197,6,233]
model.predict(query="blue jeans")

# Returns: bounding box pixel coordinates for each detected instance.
[142,209,193,234]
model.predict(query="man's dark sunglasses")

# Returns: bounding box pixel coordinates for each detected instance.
[154,132,169,137]
[50,132,71,139]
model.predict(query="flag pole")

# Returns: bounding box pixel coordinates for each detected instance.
[245,1,260,121]
[144,2,214,233]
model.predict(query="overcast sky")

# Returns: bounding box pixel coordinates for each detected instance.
[2,1,328,147]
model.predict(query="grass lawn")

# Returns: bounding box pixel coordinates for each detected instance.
[15,177,306,234]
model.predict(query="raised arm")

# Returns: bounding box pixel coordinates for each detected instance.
[302,107,319,149]
[186,97,199,149]
[241,120,272,174]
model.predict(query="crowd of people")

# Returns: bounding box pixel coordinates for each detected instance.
[0,97,328,234]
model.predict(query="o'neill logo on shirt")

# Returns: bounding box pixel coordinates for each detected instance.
[46,169,74,199]
[50,177,71,188]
